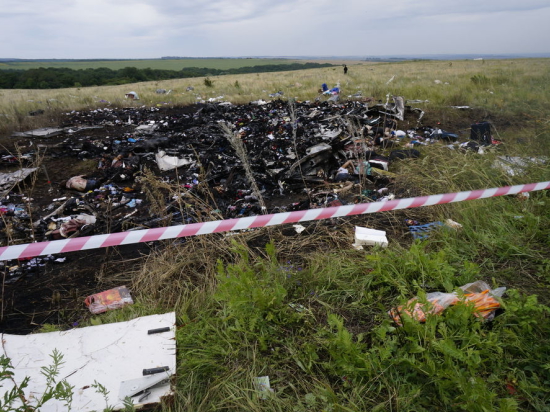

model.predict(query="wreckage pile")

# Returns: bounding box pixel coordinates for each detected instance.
[0,96,502,283]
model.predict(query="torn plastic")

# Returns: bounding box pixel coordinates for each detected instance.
[155,150,194,171]
[125,91,140,100]
[12,128,64,138]
[494,156,547,177]
[255,376,274,399]
[409,221,444,239]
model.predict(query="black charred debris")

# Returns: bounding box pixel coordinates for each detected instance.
[0,98,497,280]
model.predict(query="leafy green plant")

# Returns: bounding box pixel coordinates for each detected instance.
[0,351,136,412]
[92,380,135,412]
[215,241,288,335]
[471,74,490,85]
[0,349,74,411]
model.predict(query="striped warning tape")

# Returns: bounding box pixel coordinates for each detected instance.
[0,181,548,261]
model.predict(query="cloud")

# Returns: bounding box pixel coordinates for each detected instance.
[1,0,549,58]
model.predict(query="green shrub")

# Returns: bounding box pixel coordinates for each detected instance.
[204,77,214,87]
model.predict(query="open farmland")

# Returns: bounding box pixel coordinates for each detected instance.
[0,58,303,71]
[1,58,548,133]
[0,59,549,411]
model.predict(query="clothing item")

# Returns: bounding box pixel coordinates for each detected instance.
[354,161,371,176]
[66,176,97,192]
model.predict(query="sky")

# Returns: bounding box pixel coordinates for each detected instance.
[1,0,550,59]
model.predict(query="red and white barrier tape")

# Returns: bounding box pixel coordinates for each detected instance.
[1,181,548,261]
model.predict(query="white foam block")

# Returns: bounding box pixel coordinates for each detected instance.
[354,226,388,247]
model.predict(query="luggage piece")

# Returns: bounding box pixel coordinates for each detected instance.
[470,122,492,145]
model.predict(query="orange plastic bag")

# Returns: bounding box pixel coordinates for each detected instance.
[389,292,459,326]
[464,290,502,319]
[389,281,505,326]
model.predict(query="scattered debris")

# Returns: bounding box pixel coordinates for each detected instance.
[0,97,507,255]
[0,97,511,322]
[444,219,463,230]
[255,376,274,399]
[12,128,64,138]
[0,168,38,198]
[408,221,444,240]
[494,156,547,176]
[124,91,140,100]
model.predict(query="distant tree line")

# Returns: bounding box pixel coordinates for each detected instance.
[0,62,334,89]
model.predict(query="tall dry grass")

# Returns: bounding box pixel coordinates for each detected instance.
[1,58,549,139]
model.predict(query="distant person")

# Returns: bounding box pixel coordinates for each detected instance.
[343,65,348,75]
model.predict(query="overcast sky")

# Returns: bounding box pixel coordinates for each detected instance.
[1,0,549,59]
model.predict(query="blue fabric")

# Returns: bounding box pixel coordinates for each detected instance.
[409,221,444,240]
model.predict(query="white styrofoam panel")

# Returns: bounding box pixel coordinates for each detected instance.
[1,312,176,411]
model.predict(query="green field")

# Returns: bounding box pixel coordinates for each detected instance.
[1,58,549,411]
[0,58,300,71]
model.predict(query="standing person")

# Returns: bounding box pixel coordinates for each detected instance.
[343,65,348,75]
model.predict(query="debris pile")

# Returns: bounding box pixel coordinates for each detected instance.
[0,95,507,275]
[0,97,512,251]
[0,88,521,334]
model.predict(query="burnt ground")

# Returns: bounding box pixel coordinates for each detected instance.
[0,100,502,334]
